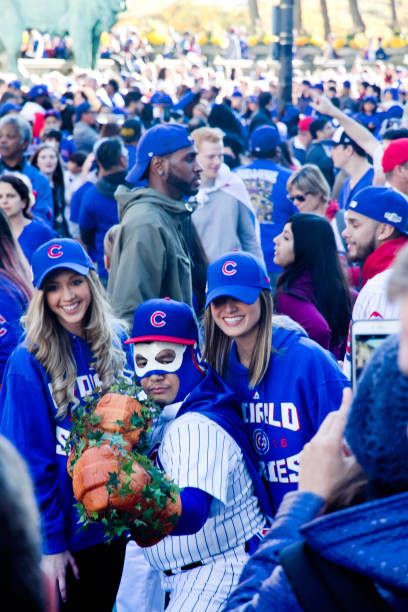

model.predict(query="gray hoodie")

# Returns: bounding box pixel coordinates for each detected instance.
[107,186,193,324]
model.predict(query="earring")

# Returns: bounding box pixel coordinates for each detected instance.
[158,170,164,176]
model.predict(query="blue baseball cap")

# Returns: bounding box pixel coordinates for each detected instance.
[32,239,95,288]
[125,298,199,345]
[45,109,62,121]
[282,105,300,123]
[250,125,280,156]
[205,251,271,308]
[27,84,49,99]
[126,124,194,183]
[150,91,173,106]
[0,102,21,117]
[311,82,324,92]
[346,186,408,236]
[75,102,93,122]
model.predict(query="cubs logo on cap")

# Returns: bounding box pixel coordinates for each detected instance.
[47,244,63,259]
[150,311,166,327]
[205,251,271,308]
[222,261,237,276]
[32,238,95,288]
[126,298,199,346]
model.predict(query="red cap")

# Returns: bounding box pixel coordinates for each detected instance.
[382,138,408,173]
[297,116,314,132]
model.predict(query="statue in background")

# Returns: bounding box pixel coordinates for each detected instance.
[0,0,125,72]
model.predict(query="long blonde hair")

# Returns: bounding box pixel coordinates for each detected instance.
[22,270,126,418]
[203,289,273,388]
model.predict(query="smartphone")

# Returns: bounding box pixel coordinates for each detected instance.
[351,319,400,391]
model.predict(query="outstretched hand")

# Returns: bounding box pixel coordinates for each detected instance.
[298,388,361,500]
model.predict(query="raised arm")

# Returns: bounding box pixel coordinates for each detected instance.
[311,94,380,159]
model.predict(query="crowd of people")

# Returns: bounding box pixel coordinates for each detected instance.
[0,46,407,611]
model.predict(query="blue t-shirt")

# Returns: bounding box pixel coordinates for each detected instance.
[225,325,349,512]
[18,218,57,263]
[235,160,297,274]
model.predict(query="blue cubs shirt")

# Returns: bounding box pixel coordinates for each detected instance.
[225,325,349,512]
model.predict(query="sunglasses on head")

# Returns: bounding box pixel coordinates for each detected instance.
[288,192,312,203]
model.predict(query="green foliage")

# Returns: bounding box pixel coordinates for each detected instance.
[68,379,180,542]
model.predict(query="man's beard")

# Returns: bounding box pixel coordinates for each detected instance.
[347,234,377,264]
[167,169,198,198]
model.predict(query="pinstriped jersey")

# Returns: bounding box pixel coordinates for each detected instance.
[143,412,265,571]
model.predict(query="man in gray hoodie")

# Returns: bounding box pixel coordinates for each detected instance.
[107,124,202,324]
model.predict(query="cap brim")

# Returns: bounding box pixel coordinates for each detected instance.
[36,262,93,288]
[125,335,196,345]
[126,159,150,183]
[205,285,261,308]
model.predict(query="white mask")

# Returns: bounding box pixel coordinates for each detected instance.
[133,341,187,378]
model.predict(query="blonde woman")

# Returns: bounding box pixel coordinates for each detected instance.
[0,238,132,610]
[286,164,331,217]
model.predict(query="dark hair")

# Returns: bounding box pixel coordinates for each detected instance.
[275,213,352,345]
[124,90,142,106]
[41,128,63,143]
[108,79,119,93]
[95,138,124,170]
[258,91,272,109]
[208,103,244,141]
[68,151,87,166]
[0,174,32,219]
[309,117,330,139]
[277,141,296,168]
[30,144,65,190]
[0,208,33,301]
[100,122,121,139]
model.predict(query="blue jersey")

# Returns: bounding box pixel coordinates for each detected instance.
[235,160,297,274]
[225,325,349,512]
[0,275,28,383]
[0,329,133,554]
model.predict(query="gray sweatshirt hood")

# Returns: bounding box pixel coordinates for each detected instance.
[114,185,196,221]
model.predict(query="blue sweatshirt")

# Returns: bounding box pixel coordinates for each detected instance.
[225,325,349,512]
[0,275,28,383]
[0,330,133,555]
